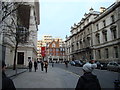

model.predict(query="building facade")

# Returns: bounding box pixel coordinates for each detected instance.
[65,1,120,63]
[0,0,40,67]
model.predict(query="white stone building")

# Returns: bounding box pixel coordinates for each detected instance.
[0,0,40,67]
[65,1,120,63]
[93,2,120,63]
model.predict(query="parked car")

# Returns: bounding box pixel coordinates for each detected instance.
[69,61,75,66]
[95,61,102,69]
[100,62,108,70]
[107,62,120,72]
[74,60,83,67]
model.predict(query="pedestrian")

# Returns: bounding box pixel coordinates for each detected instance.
[41,61,44,71]
[44,61,48,73]
[65,61,68,68]
[75,63,101,90]
[34,61,38,72]
[28,60,32,72]
[52,61,54,67]
[2,61,16,90]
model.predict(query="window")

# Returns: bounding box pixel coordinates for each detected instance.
[96,24,99,30]
[88,28,90,34]
[96,33,100,44]
[102,30,107,42]
[50,49,52,51]
[17,27,29,43]
[110,25,117,40]
[87,19,89,22]
[105,48,109,58]
[52,43,55,47]
[103,20,106,27]
[114,47,118,58]
[113,30,117,39]
[98,50,101,59]
[56,48,59,51]
[104,32,107,41]
[56,53,58,56]
[111,15,115,23]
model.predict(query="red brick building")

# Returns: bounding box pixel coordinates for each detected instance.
[46,39,65,62]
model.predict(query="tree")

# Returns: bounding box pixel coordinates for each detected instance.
[1,2,33,70]
[0,2,25,24]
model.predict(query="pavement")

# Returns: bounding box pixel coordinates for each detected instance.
[5,68,28,78]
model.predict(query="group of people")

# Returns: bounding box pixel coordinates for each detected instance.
[28,60,38,72]
[40,61,48,73]
[28,60,48,73]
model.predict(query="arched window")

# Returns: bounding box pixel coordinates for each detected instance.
[52,43,55,47]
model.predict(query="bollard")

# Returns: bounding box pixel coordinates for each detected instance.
[114,80,120,90]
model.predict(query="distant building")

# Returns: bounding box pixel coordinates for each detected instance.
[37,40,42,61]
[46,39,66,62]
[37,35,65,62]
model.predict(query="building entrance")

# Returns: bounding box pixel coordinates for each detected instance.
[17,52,24,64]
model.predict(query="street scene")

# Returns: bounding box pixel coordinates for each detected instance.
[0,0,120,90]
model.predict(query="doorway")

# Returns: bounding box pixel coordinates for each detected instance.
[17,52,24,64]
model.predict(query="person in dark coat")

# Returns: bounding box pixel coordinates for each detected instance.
[75,63,101,90]
[2,61,16,90]
[52,61,54,67]
[34,61,38,72]
[64,61,68,68]
[41,61,44,71]
[28,60,32,72]
[44,61,48,73]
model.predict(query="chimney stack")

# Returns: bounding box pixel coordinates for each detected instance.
[100,7,106,13]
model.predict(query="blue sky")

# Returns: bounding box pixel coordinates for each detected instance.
[38,0,115,40]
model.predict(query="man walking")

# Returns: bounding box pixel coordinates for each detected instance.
[28,60,32,72]
[44,61,48,73]
[34,61,38,72]
[41,61,44,71]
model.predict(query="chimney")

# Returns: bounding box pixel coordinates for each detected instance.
[100,7,106,13]
[57,39,59,43]
[116,0,120,2]
[89,7,94,12]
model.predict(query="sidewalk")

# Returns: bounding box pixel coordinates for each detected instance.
[5,68,28,78]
